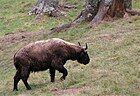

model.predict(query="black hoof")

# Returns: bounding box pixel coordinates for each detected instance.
[60,77,65,81]
[27,88,31,90]
[13,88,18,91]
[26,86,31,90]
[51,80,55,82]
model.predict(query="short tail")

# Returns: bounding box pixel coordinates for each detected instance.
[14,60,20,70]
[13,53,20,70]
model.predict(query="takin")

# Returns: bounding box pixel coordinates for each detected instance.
[13,38,90,91]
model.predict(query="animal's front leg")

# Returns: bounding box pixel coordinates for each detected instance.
[53,64,68,81]
[51,59,68,81]
[57,65,68,80]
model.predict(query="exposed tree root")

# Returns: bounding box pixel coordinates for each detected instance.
[126,9,140,16]
[50,23,73,34]
[50,0,140,33]
[50,0,99,33]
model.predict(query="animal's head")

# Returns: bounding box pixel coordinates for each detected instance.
[77,42,90,65]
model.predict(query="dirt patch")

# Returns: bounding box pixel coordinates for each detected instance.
[52,87,83,96]
[98,34,114,41]
[98,32,125,42]
[0,31,45,44]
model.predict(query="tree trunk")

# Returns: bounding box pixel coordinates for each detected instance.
[124,0,132,9]
[28,0,66,19]
[90,0,111,25]
[50,0,100,33]
[107,0,126,18]
[50,0,140,33]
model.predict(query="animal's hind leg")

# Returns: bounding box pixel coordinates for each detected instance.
[49,67,56,82]
[21,67,31,90]
[13,69,21,91]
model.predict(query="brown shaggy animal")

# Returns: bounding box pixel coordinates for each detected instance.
[13,38,90,91]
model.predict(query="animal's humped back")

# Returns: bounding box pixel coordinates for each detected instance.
[51,38,76,46]
[34,40,49,44]
[28,38,76,47]
[15,38,78,57]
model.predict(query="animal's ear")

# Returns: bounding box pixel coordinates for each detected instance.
[84,43,88,50]
[78,42,81,46]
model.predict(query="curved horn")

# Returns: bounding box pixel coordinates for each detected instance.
[85,43,88,50]
[78,42,81,46]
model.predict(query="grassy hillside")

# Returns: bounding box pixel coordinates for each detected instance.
[0,0,140,96]
[0,0,84,35]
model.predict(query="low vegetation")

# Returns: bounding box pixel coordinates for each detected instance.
[0,0,140,96]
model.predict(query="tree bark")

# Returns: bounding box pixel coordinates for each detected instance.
[50,0,140,33]
[28,0,66,19]
[50,0,100,33]
[124,0,132,9]
[90,0,111,25]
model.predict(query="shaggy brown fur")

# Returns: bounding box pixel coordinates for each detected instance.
[13,38,90,91]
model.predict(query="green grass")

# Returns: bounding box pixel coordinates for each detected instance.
[0,0,83,35]
[0,0,140,96]
[133,0,140,11]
